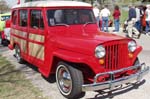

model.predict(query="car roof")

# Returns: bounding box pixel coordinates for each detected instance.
[12,1,92,9]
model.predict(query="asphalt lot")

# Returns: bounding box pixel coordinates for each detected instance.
[0,32,150,99]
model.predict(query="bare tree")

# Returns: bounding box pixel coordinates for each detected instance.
[0,0,10,14]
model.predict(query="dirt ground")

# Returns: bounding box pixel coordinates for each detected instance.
[0,32,150,99]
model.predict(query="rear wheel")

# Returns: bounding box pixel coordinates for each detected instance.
[15,45,24,63]
[1,39,9,46]
[1,39,4,45]
[56,62,84,99]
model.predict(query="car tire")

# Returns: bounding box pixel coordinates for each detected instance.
[1,39,9,46]
[15,45,24,63]
[134,58,140,66]
[134,58,141,72]
[56,62,84,99]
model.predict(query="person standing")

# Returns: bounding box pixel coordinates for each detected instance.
[141,5,147,32]
[113,5,121,32]
[135,6,141,32]
[127,5,139,38]
[145,5,150,34]
[100,5,110,32]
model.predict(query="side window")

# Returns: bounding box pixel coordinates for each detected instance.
[47,10,64,26]
[19,10,28,27]
[30,10,44,29]
[12,10,18,25]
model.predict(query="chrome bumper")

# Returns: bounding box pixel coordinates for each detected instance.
[82,63,149,91]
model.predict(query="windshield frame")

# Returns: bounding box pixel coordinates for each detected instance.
[46,8,96,26]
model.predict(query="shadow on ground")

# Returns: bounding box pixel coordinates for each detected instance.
[88,80,145,99]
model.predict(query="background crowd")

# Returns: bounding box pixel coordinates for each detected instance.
[93,4,150,38]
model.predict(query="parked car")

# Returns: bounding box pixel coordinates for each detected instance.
[9,1,149,99]
[0,12,11,32]
[0,12,11,45]
[1,19,11,46]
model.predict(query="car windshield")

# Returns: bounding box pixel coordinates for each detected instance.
[1,16,10,21]
[47,9,96,26]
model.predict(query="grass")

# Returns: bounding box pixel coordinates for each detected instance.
[109,8,128,27]
[0,55,47,99]
[120,9,128,25]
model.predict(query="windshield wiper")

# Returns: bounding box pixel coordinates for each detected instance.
[55,23,70,27]
[83,22,95,27]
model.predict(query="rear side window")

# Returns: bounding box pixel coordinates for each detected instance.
[19,10,28,27]
[30,10,44,29]
[12,10,18,25]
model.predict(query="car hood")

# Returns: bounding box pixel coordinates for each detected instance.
[55,26,128,55]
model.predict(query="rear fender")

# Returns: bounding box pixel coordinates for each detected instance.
[1,31,5,39]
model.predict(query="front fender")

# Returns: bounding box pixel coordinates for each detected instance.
[131,45,142,64]
[53,49,100,73]
[53,49,88,63]
[40,49,100,78]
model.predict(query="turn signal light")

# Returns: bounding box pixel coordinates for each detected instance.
[128,53,133,59]
[99,59,105,65]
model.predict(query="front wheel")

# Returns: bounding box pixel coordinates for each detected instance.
[56,62,84,99]
[134,58,141,72]
[134,58,140,66]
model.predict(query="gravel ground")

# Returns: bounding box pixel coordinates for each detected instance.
[0,32,150,99]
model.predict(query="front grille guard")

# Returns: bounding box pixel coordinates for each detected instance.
[82,63,149,91]
[95,63,144,81]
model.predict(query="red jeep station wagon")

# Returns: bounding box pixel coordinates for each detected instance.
[9,1,149,98]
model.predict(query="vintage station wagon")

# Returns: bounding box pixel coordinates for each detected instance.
[9,1,149,98]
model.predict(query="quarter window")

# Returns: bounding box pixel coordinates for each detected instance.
[30,10,44,29]
[19,10,28,27]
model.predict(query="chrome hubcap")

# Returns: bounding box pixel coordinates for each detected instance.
[57,66,72,94]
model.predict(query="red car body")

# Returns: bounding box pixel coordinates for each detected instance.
[9,1,149,99]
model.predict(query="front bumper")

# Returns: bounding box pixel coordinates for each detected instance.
[82,63,149,91]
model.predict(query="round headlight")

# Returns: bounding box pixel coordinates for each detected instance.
[95,45,106,58]
[128,41,137,52]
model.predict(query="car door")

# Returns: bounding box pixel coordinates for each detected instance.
[28,9,45,66]
[17,9,28,55]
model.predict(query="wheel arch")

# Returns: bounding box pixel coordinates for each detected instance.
[49,55,95,83]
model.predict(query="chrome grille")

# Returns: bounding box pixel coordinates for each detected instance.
[104,42,128,70]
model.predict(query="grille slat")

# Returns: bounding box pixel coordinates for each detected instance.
[109,45,111,70]
[104,42,128,70]
[112,45,115,70]
[105,46,108,69]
